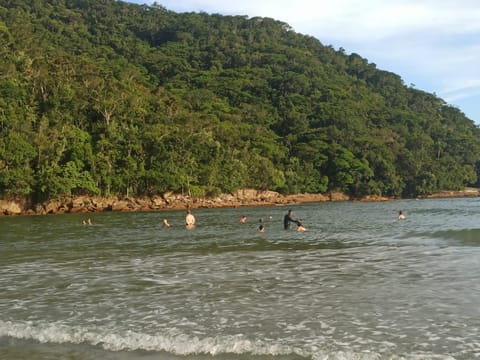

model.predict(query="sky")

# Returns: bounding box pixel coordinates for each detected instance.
[128,0,480,124]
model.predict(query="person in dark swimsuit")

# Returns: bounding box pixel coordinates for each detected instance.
[284,209,297,230]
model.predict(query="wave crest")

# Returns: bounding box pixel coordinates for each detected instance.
[0,320,299,356]
[0,320,456,360]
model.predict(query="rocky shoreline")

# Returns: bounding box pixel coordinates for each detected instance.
[0,189,350,216]
[1,188,479,216]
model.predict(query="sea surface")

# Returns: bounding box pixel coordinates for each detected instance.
[1,198,479,360]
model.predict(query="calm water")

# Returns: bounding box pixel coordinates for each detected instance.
[1,198,479,360]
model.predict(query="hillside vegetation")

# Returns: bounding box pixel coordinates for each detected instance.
[1,0,479,203]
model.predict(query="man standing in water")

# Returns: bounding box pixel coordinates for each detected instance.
[284,209,298,230]
[185,209,196,229]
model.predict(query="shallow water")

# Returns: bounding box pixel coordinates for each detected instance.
[1,198,479,359]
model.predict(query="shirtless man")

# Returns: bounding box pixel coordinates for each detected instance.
[185,210,196,229]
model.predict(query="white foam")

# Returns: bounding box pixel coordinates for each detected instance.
[0,320,457,360]
[0,320,292,355]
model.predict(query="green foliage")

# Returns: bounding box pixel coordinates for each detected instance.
[1,0,479,203]
[0,132,36,196]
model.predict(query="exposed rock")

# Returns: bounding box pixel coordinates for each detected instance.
[233,189,287,205]
[420,187,480,199]
[353,195,391,202]
[152,195,166,207]
[1,187,479,216]
[0,200,23,215]
[34,203,46,215]
[328,192,350,201]
[44,200,63,214]
[111,199,133,212]
[92,196,117,212]
[285,193,330,203]
[69,196,91,213]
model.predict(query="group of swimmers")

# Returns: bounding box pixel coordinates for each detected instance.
[84,208,405,229]
[161,208,306,232]
[247,208,405,232]
[236,209,307,232]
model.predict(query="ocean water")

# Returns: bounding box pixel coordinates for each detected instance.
[0,198,479,360]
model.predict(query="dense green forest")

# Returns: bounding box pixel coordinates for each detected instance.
[1,0,479,203]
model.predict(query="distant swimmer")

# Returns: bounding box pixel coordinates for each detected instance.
[284,209,297,230]
[398,211,405,220]
[163,219,170,228]
[240,215,247,223]
[258,224,265,233]
[296,219,306,232]
[185,210,196,229]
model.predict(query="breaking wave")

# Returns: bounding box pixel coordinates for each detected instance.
[0,320,456,360]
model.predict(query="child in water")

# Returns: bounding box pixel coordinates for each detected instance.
[296,219,306,232]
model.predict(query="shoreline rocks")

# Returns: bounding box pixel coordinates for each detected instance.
[1,188,479,216]
[0,190,336,216]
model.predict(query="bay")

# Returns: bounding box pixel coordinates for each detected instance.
[1,198,479,360]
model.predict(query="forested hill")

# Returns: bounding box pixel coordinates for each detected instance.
[1,0,479,203]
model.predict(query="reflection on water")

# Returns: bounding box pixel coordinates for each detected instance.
[1,198,480,360]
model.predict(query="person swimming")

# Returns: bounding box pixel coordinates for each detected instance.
[398,211,405,220]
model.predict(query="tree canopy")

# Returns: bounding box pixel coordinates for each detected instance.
[1,0,479,202]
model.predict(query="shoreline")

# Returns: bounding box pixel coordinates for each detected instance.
[1,188,479,216]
